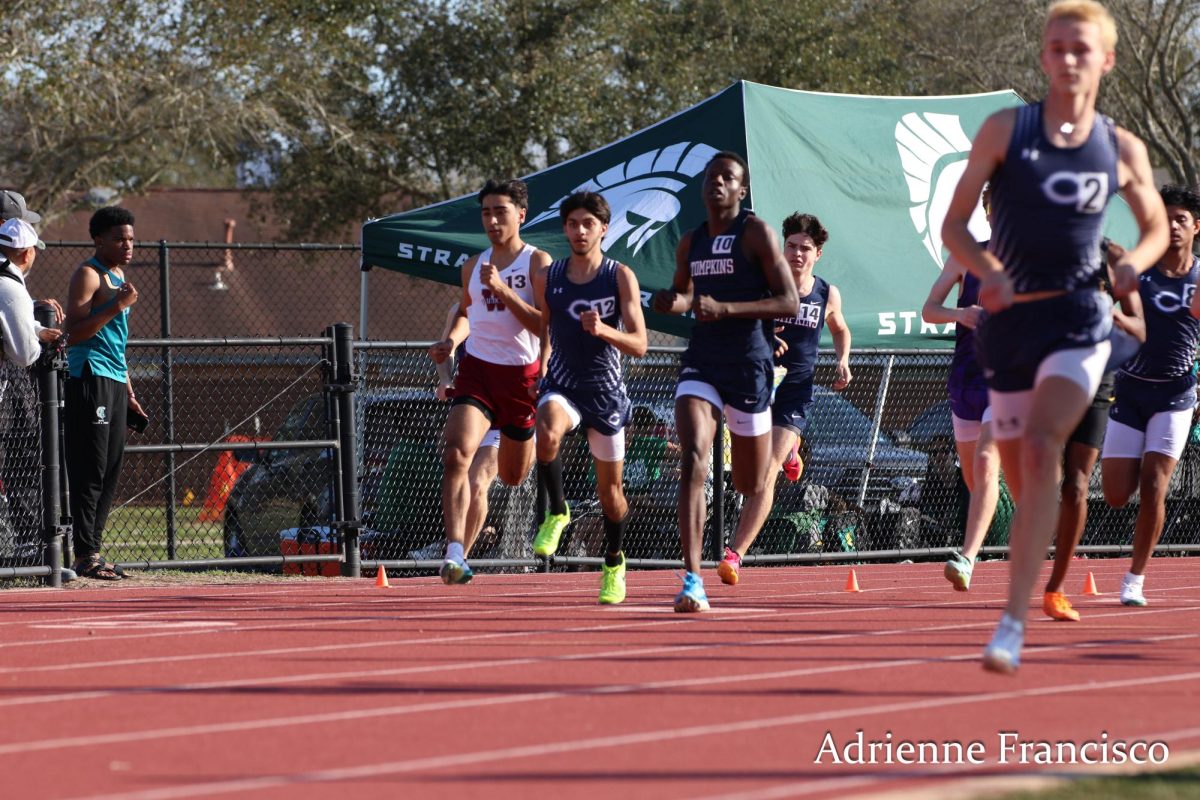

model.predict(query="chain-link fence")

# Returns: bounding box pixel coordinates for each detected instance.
[0,362,43,568]
[353,345,1200,571]
[31,242,458,341]
[109,337,341,567]
[6,240,1200,582]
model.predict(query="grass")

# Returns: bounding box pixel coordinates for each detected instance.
[103,504,224,561]
[998,765,1200,799]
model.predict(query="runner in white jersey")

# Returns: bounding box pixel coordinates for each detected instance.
[429,178,552,585]
[429,301,501,559]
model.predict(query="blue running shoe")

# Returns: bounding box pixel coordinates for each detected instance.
[440,558,473,585]
[674,571,710,613]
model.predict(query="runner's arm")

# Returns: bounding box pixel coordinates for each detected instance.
[651,234,695,315]
[921,258,977,327]
[589,264,648,357]
[1111,127,1169,298]
[942,111,1013,310]
[531,260,552,379]
[825,284,852,390]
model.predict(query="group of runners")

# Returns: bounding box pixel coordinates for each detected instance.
[426,0,1197,673]
[427,165,851,609]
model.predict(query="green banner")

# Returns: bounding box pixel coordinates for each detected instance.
[362,81,1141,348]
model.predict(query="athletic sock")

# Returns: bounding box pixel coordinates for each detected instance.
[999,612,1024,632]
[603,513,628,565]
[1124,571,1144,587]
[536,467,550,524]
[445,541,464,563]
[537,457,567,515]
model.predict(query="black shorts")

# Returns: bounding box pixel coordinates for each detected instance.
[1068,372,1116,449]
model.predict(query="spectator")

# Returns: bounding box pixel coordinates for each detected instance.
[0,216,64,566]
[63,207,144,580]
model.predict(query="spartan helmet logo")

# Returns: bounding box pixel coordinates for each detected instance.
[895,112,991,269]
[526,142,719,256]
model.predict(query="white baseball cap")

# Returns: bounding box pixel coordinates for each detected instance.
[0,217,46,251]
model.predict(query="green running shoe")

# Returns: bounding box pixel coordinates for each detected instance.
[944,552,973,592]
[439,559,473,585]
[532,504,571,557]
[598,555,626,605]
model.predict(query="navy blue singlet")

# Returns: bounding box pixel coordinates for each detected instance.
[775,275,829,383]
[545,258,624,392]
[684,209,772,364]
[988,102,1119,294]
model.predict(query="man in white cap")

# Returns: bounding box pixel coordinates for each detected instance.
[0,216,66,572]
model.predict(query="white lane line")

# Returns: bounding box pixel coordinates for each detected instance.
[0,583,611,637]
[30,621,238,630]
[0,599,990,706]
[59,670,1200,800]
[2,616,1196,753]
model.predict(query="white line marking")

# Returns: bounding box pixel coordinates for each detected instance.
[30,621,237,630]
[61,671,1200,800]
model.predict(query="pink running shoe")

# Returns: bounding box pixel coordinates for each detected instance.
[717,546,742,586]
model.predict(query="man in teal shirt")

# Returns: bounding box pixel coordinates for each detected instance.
[63,207,144,580]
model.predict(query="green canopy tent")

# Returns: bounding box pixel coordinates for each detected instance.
[361,80,1139,348]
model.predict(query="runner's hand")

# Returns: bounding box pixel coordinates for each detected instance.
[651,289,677,314]
[693,294,725,321]
[580,309,604,336]
[116,282,138,310]
[1111,262,1138,300]
[959,305,984,330]
[480,262,504,294]
[773,325,787,358]
[979,272,1013,313]
[833,361,852,391]
[429,338,453,364]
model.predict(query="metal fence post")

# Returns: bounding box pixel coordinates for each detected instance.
[333,324,361,577]
[857,353,896,509]
[158,241,178,559]
[35,305,66,587]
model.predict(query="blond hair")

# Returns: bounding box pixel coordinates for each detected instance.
[1047,0,1118,52]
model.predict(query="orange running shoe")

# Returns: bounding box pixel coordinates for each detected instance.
[1043,591,1081,622]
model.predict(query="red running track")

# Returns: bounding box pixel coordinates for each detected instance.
[1,560,1198,800]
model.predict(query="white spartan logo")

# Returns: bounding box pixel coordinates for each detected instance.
[895,112,991,269]
[526,142,719,255]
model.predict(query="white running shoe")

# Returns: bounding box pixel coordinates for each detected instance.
[1120,578,1147,607]
[982,614,1024,675]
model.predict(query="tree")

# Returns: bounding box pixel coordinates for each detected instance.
[256,0,914,235]
[892,0,1200,188]
[0,0,301,225]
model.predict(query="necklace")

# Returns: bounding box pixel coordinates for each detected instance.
[1060,121,1075,135]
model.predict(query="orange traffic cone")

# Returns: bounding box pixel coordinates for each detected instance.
[375,566,390,588]
[844,568,861,593]
[1082,571,1099,596]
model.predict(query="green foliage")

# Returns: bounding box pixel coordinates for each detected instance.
[4,0,1196,236]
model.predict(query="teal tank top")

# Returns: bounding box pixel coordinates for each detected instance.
[67,258,129,382]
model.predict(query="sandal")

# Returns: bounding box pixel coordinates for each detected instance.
[74,555,126,581]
